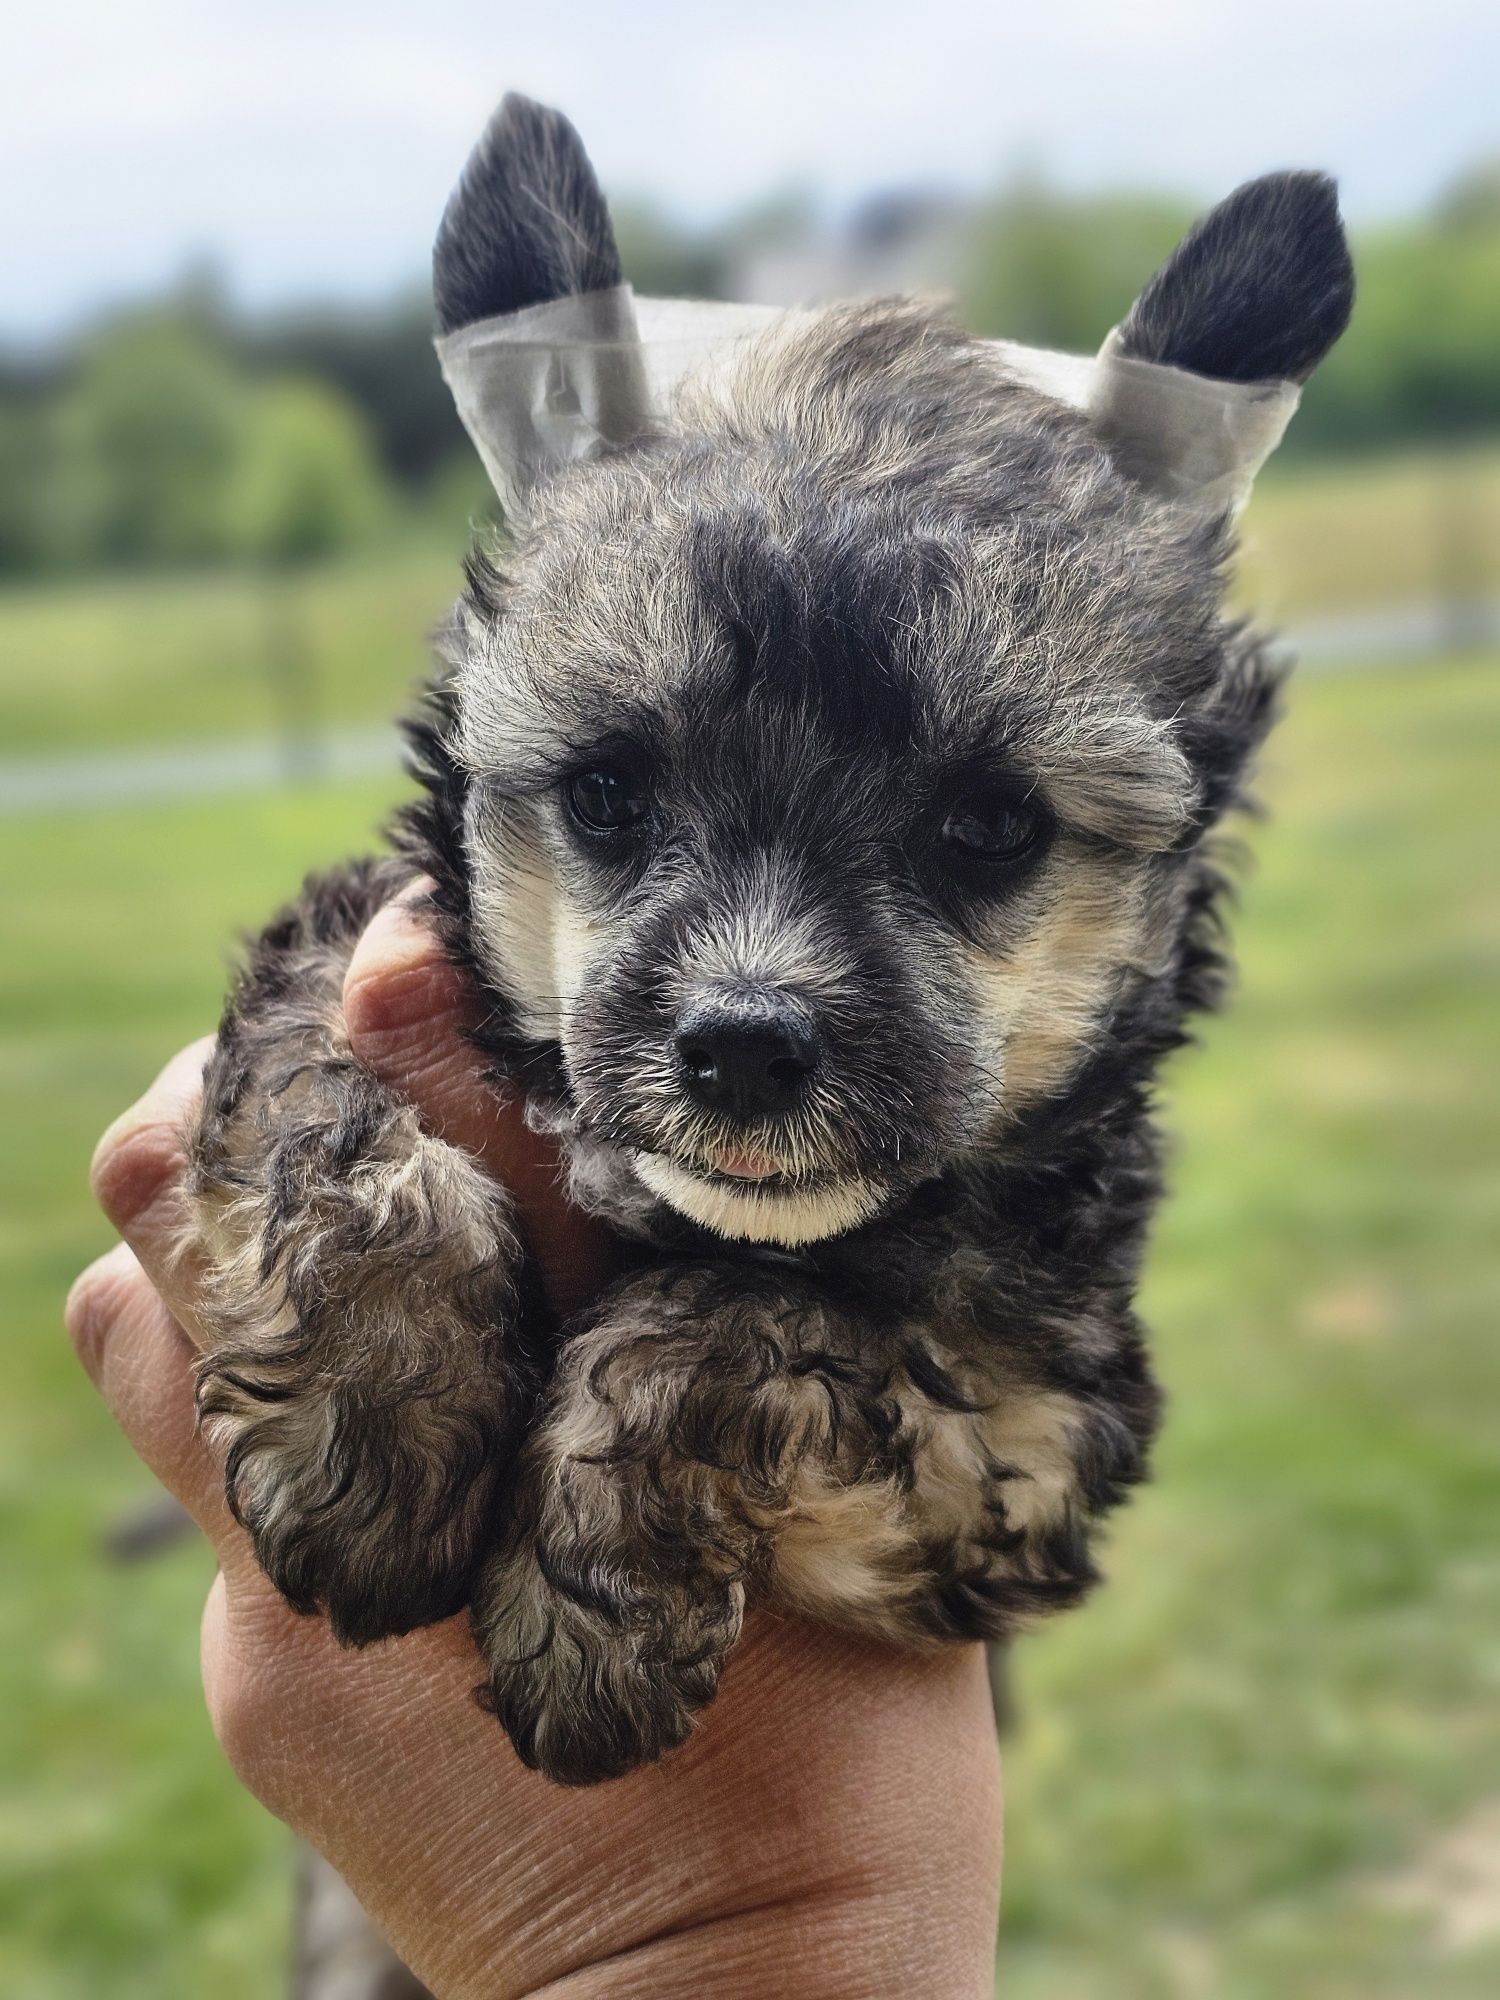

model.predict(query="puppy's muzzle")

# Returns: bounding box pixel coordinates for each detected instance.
[673,990,821,1124]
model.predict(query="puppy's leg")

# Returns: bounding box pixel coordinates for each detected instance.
[472,1271,846,1785]
[786,1373,1138,1649]
[190,861,533,1646]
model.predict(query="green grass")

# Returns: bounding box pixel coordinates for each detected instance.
[1236,445,1500,623]
[0,647,1496,1996]
[2,449,1497,759]
[1002,655,1500,1998]
[0,541,463,757]
[0,780,397,2000]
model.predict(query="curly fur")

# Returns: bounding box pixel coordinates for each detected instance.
[185,103,1351,1784]
[190,857,542,1644]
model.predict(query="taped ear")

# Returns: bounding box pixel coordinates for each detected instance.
[433,94,651,517]
[1090,172,1354,516]
[432,103,1354,528]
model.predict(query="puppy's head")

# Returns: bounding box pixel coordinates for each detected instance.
[435,98,1353,1247]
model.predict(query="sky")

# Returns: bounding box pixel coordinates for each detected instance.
[4,0,1494,340]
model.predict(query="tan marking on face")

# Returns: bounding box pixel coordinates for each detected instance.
[468,802,603,1043]
[971,847,1158,1112]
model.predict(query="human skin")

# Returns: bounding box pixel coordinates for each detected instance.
[66,893,1003,1999]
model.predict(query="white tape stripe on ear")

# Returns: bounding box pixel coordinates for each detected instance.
[437,292,1299,520]
[435,284,646,516]
[1086,327,1299,518]
[972,331,1298,515]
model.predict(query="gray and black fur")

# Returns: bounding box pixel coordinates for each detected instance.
[189,97,1353,1784]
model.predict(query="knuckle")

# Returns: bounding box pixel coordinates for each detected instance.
[343,899,467,1061]
[201,1587,329,1817]
[64,1256,130,1379]
[346,950,459,1058]
[203,1663,274,1788]
[204,1648,297,1810]
[90,1109,187,1235]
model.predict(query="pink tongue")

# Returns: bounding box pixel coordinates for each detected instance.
[714,1150,780,1181]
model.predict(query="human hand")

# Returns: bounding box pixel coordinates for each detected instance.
[67,895,1002,1998]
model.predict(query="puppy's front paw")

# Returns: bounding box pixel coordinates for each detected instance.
[473,1539,744,1785]
[198,1365,508,1646]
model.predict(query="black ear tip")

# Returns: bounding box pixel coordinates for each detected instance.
[1233,165,1355,319]
[1118,165,1354,385]
[1266,168,1356,346]
[433,91,622,335]
[1225,168,1351,267]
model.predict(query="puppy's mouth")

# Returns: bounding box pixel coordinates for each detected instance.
[660,1140,847,1197]
[629,1142,886,1246]
[561,1077,905,1241]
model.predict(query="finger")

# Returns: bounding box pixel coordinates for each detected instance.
[65,1242,248,1564]
[89,1036,217,1341]
[344,888,620,1318]
[342,883,496,1155]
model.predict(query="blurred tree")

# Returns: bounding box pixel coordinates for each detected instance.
[239,294,466,489]
[717,187,821,261]
[420,447,500,545]
[1436,158,1500,229]
[1299,204,1500,450]
[613,199,733,299]
[226,377,389,566]
[223,376,393,775]
[55,314,248,565]
[957,174,1192,351]
[0,398,58,574]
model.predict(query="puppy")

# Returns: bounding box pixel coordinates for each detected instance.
[187,97,1353,1784]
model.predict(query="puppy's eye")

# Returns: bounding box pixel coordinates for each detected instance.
[942,792,1044,862]
[566,766,648,833]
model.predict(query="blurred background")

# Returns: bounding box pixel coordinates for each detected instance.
[1,4,1496,1996]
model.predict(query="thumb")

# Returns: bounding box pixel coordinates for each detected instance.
[343,886,621,1320]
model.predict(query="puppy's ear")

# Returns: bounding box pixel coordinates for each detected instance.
[433,93,623,334]
[1116,171,1354,386]
[1083,172,1353,518]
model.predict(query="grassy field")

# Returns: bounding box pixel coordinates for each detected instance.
[1,590,1497,1991]
[0,542,461,757]
[1000,654,1500,1998]
[2,447,1498,760]
[1233,445,1500,624]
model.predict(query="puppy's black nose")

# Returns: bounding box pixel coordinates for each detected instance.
[674,996,821,1122]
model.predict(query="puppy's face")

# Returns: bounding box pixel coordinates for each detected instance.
[455,306,1235,1245]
